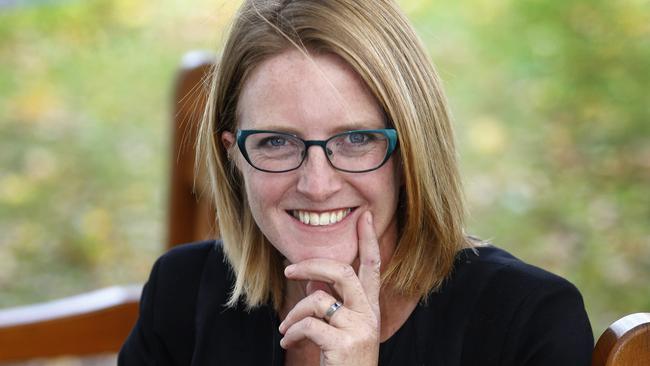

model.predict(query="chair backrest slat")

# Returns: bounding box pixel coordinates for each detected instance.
[167,51,217,249]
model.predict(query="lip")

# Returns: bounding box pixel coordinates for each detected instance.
[286,207,359,229]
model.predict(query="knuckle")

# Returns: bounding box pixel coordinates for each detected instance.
[311,291,328,309]
[370,259,381,272]
[312,289,328,301]
[340,264,356,279]
[302,317,315,330]
[362,252,381,268]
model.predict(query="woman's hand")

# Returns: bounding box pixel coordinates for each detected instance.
[279,211,381,366]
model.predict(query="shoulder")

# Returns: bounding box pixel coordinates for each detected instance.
[433,245,593,365]
[119,240,233,365]
[147,239,234,319]
[149,240,230,299]
[156,239,225,270]
[445,244,590,332]
[451,245,577,293]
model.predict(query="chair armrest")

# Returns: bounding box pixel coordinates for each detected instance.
[0,285,141,362]
[592,312,650,366]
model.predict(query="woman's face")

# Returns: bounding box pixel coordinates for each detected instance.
[223,49,400,266]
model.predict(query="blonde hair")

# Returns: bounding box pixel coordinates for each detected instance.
[198,0,470,310]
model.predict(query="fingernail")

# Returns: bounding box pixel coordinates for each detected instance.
[279,338,286,349]
[367,211,373,225]
[284,264,295,276]
[278,321,285,333]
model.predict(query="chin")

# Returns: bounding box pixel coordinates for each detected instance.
[277,235,359,265]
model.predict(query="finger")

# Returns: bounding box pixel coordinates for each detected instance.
[285,260,369,312]
[356,211,381,317]
[305,280,333,296]
[280,317,344,350]
[279,290,349,333]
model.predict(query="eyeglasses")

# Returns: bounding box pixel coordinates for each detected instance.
[236,129,398,173]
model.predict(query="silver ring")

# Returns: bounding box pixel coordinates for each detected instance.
[324,301,343,322]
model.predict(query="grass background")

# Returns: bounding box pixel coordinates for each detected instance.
[1,0,649,342]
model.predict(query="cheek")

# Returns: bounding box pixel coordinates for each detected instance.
[350,162,400,216]
[376,160,401,198]
[242,171,289,223]
[373,163,401,222]
[243,173,270,214]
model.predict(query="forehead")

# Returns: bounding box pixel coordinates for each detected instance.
[236,49,384,137]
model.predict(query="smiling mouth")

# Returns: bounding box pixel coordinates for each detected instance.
[289,208,354,226]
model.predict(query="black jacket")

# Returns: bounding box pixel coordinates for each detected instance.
[119,240,593,365]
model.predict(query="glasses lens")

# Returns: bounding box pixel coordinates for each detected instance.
[244,132,304,172]
[327,131,389,172]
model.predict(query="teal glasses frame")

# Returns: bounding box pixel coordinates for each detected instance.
[235,128,398,173]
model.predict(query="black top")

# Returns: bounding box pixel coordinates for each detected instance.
[119,240,593,365]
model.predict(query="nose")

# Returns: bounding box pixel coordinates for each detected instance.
[296,145,343,202]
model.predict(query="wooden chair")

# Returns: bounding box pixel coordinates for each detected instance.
[1,51,648,365]
[0,51,216,363]
[0,286,141,362]
[167,50,218,247]
[592,312,650,366]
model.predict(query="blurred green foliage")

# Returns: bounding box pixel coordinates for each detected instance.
[1,0,648,337]
[0,0,237,306]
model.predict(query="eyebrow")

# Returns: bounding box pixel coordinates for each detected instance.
[247,121,387,137]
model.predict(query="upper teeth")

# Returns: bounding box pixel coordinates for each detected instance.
[292,209,351,226]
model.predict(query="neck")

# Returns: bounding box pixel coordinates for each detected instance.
[378,287,419,341]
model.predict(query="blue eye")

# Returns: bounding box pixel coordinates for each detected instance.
[269,137,286,146]
[259,136,288,147]
[348,133,369,144]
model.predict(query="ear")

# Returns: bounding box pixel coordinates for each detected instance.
[221,131,235,151]
[221,131,240,169]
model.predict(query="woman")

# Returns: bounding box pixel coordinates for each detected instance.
[120,0,593,365]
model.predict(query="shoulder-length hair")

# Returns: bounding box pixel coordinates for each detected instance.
[198,0,470,310]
